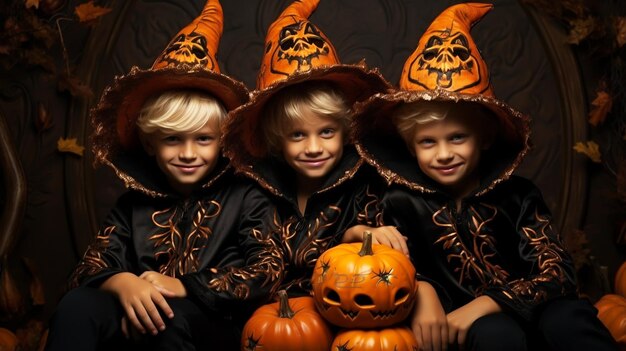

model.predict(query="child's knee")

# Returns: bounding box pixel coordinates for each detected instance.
[466,313,526,351]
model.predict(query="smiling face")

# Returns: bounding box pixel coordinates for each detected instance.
[410,112,483,198]
[280,111,345,188]
[143,119,221,196]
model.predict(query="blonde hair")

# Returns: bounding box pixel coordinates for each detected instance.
[392,100,495,146]
[262,82,351,154]
[136,90,227,135]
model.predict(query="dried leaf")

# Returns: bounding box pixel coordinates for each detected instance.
[588,90,612,126]
[618,161,626,204]
[75,1,112,24]
[617,17,626,48]
[573,141,602,163]
[563,229,590,271]
[57,73,93,98]
[35,103,54,132]
[57,137,85,156]
[567,17,595,44]
[25,0,39,9]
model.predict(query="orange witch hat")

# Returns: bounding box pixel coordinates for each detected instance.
[352,3,531,193]
[399,3,493,95]
[223,0,391,169]
[92,0,249,156]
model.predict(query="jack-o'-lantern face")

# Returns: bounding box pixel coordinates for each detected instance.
[256,0,340,89]
[311,235,417,329]
[399,2,493,96]
[275,21,330,73]
[405,29,480,92]
[158,30,215,69]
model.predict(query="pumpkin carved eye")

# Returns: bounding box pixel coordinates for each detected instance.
[354,294,374,308]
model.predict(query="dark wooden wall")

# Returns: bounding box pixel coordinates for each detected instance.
[0,0,623,347]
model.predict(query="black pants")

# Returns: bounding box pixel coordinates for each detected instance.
[462,298,617,351]
[44,287,240,351]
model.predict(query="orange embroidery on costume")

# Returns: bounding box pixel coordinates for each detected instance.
[207,210,284,299]
[433,204,510,294]
[69,225,115,287]
[150,200,221,277]
[508,210,568,302]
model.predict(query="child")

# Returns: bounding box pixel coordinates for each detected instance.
[351,3,617,351]
[44,1,282,350]
[222,0,394,298]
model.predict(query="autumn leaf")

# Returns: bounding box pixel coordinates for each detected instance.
[573,141,601,163]
[57,72,93,98]
[75,1,112,24]
[588,90,612,126]
[567,17,595,44]
[57,137,84,156]
[25,0,39,9]
[617,17,626,48]
[35,103,53,133]
[563,229,590,271]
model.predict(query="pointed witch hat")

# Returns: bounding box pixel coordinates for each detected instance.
[92,0,249,160]
[222,0,391,170]
[353,3,530,194]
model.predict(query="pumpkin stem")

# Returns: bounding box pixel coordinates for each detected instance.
[277,290,295,319]
[359,231,374,257]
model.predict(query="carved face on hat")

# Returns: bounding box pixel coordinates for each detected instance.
[257,0,339,89]
[158,28,215,70]
[151,2,222,72]
[400,3,492,96]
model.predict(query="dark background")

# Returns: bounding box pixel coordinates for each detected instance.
[1,0,624,349]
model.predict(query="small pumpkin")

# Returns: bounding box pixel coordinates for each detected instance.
[595,294,626,349]
[312,232,417,328]
[0,327,18,351]
[614,261,626,297]
[241,290,333,351]
[331,326,419,351]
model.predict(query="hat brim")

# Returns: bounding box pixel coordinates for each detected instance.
[352,88,531,194]
[92,65,249,156]
[223,63,391,170]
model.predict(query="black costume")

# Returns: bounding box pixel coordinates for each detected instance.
[232,146,381,297]
[45,154,283,351]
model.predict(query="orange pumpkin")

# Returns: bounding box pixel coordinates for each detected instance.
[331,326,419,351]
[312,232,417,329]
[0,328,18,351]
[614,261,626,297]
[241,290,333,351]
[595,294,626,349]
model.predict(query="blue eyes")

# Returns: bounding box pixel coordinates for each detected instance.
[288,128,336,141]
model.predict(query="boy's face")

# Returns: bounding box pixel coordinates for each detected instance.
[143,118,221,196]
[410,113,482,198]
[280,111,345,185]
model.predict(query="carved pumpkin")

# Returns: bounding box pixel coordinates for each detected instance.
[331,326,419,351]
[312,232,417,328]
[595,294,626,348]
[614,261,626,297]
[241,290,333,351]
[0,328,18,351]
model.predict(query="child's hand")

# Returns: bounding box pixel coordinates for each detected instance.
[446,295,502,348]
[343,225,409,256]
[368,226,409,256]
[101,272,174,336]
[411,281,448,351]
[139,271,186,298]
